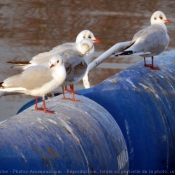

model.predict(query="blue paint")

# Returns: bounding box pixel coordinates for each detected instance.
[17,51,175,172]
[1,95,128,174]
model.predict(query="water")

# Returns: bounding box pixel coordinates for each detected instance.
[0,0,175,120]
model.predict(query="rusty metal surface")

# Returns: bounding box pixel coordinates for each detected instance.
[0,95,128,174]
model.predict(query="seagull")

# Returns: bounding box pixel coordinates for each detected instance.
[0,54,66,114]
[114,11,172,70]
[8,30,100,69]
[60,38,94,102]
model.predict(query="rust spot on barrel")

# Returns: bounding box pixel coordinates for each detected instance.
[32,147,50,167]
[46,147,59,158]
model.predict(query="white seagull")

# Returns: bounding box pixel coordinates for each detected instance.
[60,38,94,102]
[114,11,172,70]
[0,54,66,114]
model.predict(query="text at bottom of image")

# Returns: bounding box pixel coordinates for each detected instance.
[0,169,175,174]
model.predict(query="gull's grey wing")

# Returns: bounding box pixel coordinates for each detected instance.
[124,28,145,50]
[3,64,53,90]
[59,50,87,82]
[52,43,75,51]
[125,24,169,54]
[30,43,76,65]
[59,49,83,68]
[132,28,145,42]
[30,52,53,65]
[65,60,87,82]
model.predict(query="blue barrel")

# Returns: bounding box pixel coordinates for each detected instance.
[79,51,175,173]
[0,95,128,174]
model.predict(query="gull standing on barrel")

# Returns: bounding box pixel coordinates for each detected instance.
[114,11,172,70]
[0,55,66,114]
[60,38,94,102]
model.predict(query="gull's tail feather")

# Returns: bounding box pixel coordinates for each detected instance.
[7,61,30,70]
[7,61,30,64]
[113,40,135,56]
[10,64,29,70]
[0,81,24,97]
[0,87,26,92]
[0,92,22,98]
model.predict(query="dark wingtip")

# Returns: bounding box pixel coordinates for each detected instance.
[0,82,4,88]
[7,61,30,64]
[115,51,133,57]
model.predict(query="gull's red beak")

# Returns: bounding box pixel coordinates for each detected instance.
[50,64,54,68]
[93,39,100,43]
[164,19,172,23]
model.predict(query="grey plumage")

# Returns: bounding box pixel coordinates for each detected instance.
[115,24,169,57]
[59,49,87,84]
[1,64,53,91]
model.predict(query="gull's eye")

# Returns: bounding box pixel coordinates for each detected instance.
[88,35,91,38]
[154,17,157,20]
[159,16,163,20]
[57,60,59,63]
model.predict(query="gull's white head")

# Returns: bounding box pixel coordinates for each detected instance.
[75,30,100,43]
[150,11,172,25]
[78,38,94,55]
[49,54,64,69]
[49,54,66,85]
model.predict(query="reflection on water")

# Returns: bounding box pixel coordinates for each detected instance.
[0,0,175,120]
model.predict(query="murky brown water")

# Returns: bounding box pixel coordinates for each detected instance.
[0,0,175,120]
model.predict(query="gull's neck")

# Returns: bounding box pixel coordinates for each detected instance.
[77,42,83,54]
[151,22,167,32]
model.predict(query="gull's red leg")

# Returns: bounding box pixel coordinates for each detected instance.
[65,86,78,94]
[62,86,71,100]
[150,56,159,70]
[144,57,147,66]
[70,84,81,103]
[42,96,55,114]
[35,97,44,111]
[144,57,152,67]
[144,57,159,70]
[65,86,70,92]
